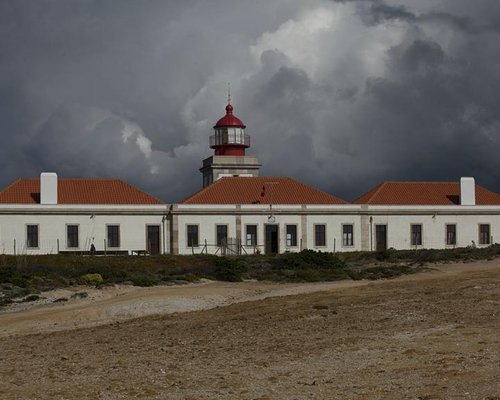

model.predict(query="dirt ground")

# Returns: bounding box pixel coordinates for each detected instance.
[1,260,500,400]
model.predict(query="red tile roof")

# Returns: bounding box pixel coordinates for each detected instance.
[182,177,347,205]
[353,181,500,205]
[0,179,164,205]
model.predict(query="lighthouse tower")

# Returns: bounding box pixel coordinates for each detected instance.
[200,100,261,187]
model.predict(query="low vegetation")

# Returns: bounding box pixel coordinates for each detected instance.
[1,245,499,307]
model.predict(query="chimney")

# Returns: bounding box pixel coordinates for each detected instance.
[40,172,58,205]
[460,177,475,206]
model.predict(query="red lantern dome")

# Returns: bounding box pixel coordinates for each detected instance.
[210,103,250,156]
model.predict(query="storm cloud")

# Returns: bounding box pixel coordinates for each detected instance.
[1,0,499,201]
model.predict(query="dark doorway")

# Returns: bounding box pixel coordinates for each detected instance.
[265,225,279,254]
[147,225,161,255]
[375,224,387,251]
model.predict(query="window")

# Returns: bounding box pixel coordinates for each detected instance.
[26,225,39,248]
[246,225,257,246]
[479,224,491,245]
[446,224,456,246]
[187,225,199,247]
[216,225,228,246]
[67,225,79,248]
[342,224,354,247]
[411,224,422,246]
[107,225,120,248]
[286,225,297,247]
[314,224,326,247]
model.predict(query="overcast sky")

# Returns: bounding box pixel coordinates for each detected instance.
[1,0,499,202]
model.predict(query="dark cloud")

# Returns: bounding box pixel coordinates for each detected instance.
[1,0,499,202]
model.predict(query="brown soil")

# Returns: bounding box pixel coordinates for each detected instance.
[1,260,500,399]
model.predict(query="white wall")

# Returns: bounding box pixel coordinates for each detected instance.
[305,215,363,252]
[178,214,237,254]
[175,204,364,255]
[2,203,499,255]
[0,211,168,255]
[174,204,500,254]
[369,212,500,250]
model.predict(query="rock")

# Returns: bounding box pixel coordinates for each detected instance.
[70,292,88,299]
[53,297,68,303]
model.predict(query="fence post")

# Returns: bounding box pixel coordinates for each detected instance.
[57,239,60,254]
[14,238,16,256]
[104,239,107,256]
[333,238,336,253]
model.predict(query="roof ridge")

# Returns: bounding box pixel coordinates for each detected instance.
[384,180,457,184]
[367,182,387,204]
[0,178,24,196]
[352,181,385,204]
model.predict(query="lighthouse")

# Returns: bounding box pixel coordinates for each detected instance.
[200,99,261,187]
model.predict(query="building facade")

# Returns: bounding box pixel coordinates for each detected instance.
[0,173,169,255]
[0,103,499,256]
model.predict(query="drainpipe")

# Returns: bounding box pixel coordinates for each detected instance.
[369,216,373,252]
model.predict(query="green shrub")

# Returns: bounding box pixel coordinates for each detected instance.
[272,250,346,270]
[80,273,104,285]
[215,257,246,282]
[131,276,157,287]
[0,266,30,287]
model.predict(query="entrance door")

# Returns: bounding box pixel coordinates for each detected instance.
[265,225,279,254]
[375,224,387,251]
[147,225,161,255]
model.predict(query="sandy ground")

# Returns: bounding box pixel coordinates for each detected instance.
[1,259,500,399]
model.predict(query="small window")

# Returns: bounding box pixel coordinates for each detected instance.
[446,224,456,246]
[411,224,422,246]
[67,225,79,248]
[286,225,297,247]
[26,225,39,248]
[107,225,120,248]
[342,224,354,247]
[479,224,490,245]
[187,225,199,247]
[216,225,228,247]
[314,224,326,247]
[246,225,257,246]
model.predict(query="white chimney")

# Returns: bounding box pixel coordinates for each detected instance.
[40,172,58,205]
[460,177,475,206]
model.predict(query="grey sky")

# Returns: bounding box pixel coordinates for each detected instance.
[1,0,499,201]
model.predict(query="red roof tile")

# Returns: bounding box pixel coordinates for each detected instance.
[0,179,164,205]
[182,177,347,205]
[353,181,500,205]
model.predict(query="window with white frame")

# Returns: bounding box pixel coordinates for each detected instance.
[342,224,354,247]
[446,224,456,246]
[216,225,228,247]
[479,224,490,245]
[187,225,199,247]
[314,224,326,247]
[286,225,297,247]
[246,225,257,246]
[67,225,79,248]
[411,224,422,246]
[107,225,120,248]
[26,224,39,248]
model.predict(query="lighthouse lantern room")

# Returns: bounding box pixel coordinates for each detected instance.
[200,99,261,187]
[210,104,250,156]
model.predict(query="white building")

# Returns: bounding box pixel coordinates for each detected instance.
[1,102,499,255]
[0,173,169,255]
[173,176,358,255]
[353,179,500,251]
